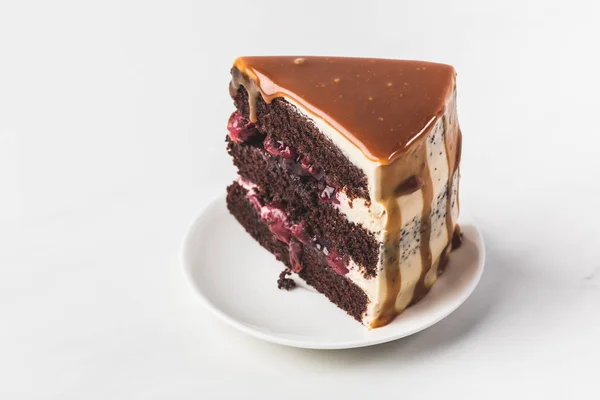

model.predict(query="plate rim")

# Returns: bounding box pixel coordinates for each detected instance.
[180,194,486,350]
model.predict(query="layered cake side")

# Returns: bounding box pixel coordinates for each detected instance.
[224,56,463,328]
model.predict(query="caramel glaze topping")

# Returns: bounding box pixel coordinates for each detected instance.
[230,56,455,164]
[230,56,461,328]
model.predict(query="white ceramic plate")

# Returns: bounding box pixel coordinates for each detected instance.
[181,194,485,349]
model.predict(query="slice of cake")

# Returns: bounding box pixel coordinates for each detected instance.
[225,56,462,328]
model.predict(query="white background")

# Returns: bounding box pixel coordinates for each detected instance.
[1,0,599,398]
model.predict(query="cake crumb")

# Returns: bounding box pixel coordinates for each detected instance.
[294,58,305,65]
[277,268,296,290]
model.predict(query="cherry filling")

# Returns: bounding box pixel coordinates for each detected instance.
[227,111,261,143]
[263,136,297,160]
[288,239,303,273]
[300,156,325,180]
[229,111,348,277]
[318,182,338,204]
[246,190,348,277]
[290,221,310,244]
[228,111,339,205]
[325,248,349,276]
[260,204,292,244]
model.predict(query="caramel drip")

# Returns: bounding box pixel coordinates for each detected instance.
[414,145,434,302]
[455,129,462,214]
[443,115,455,245]
[452,225,463,249]
[230,68,262,122]
[370,200,402,328]
[443,97,463,246]
[370,140,431,328]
